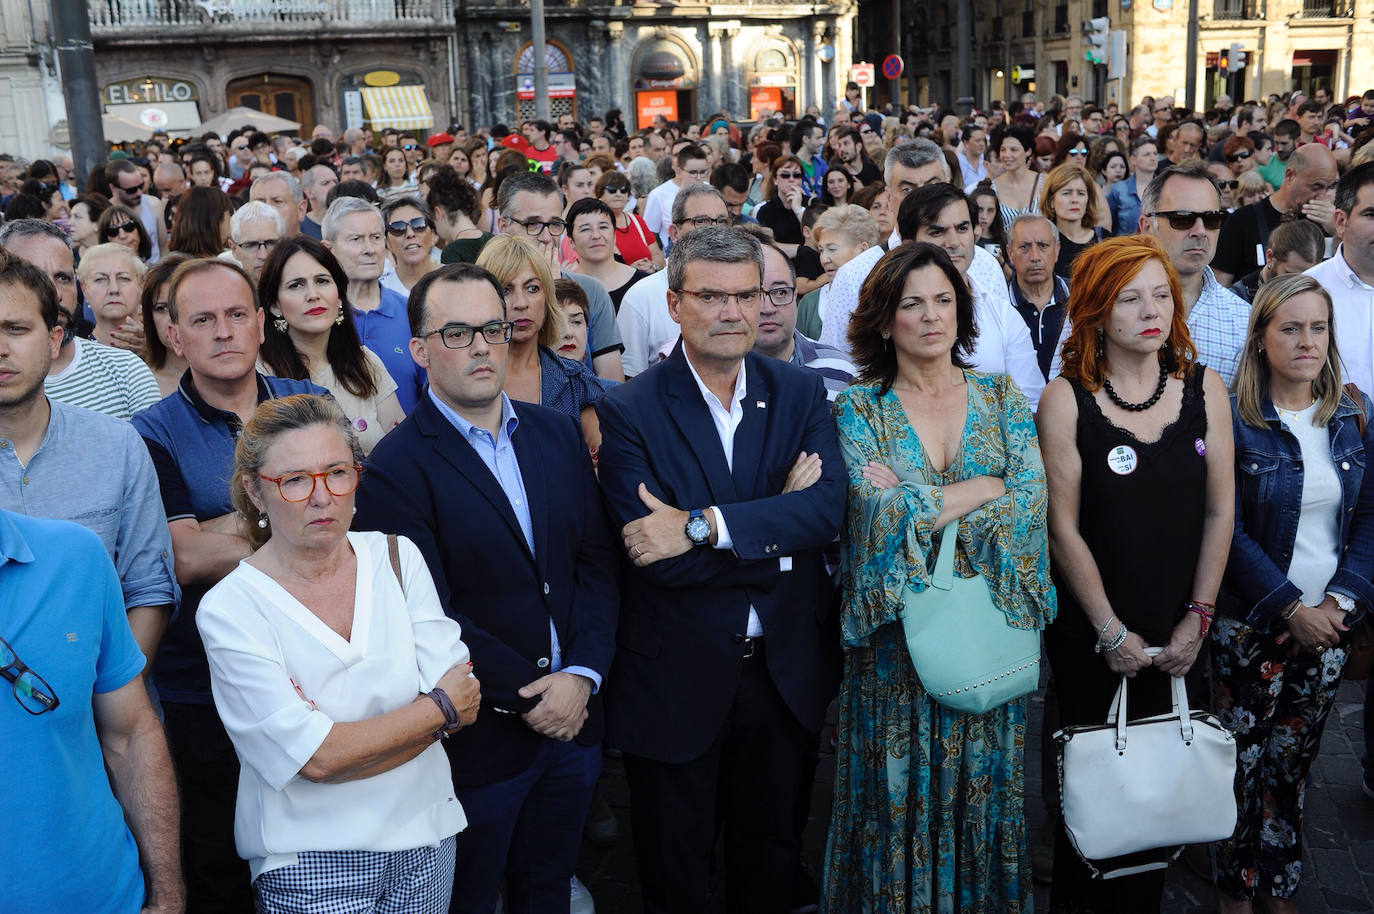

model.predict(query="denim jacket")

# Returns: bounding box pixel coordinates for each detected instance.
[1220,390,1374,628]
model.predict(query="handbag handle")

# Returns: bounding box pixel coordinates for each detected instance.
[929,520,959,591]
[1106,647,1195,750]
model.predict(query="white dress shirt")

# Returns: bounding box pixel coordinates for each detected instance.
[642,180,681,247]
[681,354,772,637]
[1308,246,1374,396]
[198,531,470,879]
[617,269,677,377]
[818,241,1044,408]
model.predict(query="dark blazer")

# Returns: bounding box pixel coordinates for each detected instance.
[595,347,845,764]
[354,392,618,786]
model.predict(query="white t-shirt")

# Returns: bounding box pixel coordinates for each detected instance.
[197,531,470,879]
[617,269,676,377]
[642,180,681,247]
[1278,402,1341,606]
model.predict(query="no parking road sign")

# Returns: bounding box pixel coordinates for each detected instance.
[882,55,904,81]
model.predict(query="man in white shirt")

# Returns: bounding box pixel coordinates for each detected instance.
[643,145,711,249]
[1308,161,1374,396]
[617,185,733,376]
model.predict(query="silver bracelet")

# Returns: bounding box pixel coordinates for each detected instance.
[1099,621,1129,654]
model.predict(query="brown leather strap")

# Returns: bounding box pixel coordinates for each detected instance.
[387,533,404,594]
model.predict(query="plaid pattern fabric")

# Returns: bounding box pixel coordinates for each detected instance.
[253,836,457,914]
[1184,268,1252,388]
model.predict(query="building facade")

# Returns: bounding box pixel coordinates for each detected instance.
[85,1,457,139]
[456,0,858,132]
[0,0,66,160]
[859,0,1374,113]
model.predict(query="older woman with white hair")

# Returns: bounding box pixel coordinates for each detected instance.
[227,201,285,286]
[77,241,147,349]
[626,156,660,218]
[796,204,880,341]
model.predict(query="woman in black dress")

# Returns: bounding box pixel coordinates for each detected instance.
[1036,235,1235,913]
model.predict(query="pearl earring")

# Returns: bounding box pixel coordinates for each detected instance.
[257,515,268,529]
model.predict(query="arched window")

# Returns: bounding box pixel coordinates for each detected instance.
[515,41,577,123]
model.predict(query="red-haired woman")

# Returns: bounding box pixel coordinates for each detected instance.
[1036,235,1235,912]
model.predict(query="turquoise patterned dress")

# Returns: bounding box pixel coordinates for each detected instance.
[822,372,1057,914]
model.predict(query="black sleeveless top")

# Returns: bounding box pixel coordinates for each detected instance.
[1052,367,1209,645]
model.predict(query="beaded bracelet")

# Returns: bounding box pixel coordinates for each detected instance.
[1102,623,1129,653]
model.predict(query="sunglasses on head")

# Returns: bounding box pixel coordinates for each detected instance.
[1150,210,1228,230]
[386,216,429,236]
[106,220,139,235]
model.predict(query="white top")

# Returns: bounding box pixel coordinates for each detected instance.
[819,242,1045,409]
[642,180,681,248]
[308,349,399,456]
[617,269,675,377]
[1308,247,1374,397]
[197,531,470,879]
[45,337,162,421]
[1278,402,1342,606]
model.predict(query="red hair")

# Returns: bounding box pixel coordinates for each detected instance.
[1059,235,1197,391]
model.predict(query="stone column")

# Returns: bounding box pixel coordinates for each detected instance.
[712,24,740,118]
[705,23,723,116]
[605,22,626,117]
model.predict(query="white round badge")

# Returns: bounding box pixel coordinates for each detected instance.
[1106,445,1138,476]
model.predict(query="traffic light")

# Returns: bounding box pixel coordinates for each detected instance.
[1230,43,1247,72]
[1219,47,1230,77]
[1085,17,1109,65]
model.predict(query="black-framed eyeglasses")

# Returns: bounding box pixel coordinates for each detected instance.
[672,288,764,308]
[421,320,514,349]
[1148,210,1227,231]
[1226,150,1253,163]
[508,216,566,236]
[235,238,278,254]
[257,464,363,503]
[386,217,430,237]
[761,286,797,306]
[0,634,59,715]
[675,215,734,228]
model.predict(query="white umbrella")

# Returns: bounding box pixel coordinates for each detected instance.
[197,107,302,139]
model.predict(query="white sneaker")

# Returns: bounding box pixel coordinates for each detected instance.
[570,875,596,914]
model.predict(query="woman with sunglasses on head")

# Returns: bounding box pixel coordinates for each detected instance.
[476,235,609,453]
[1042,163,1106,281]
[258,237,403,456]
[753,154,813,258]
[1053,134,1114,233]
[596,170,664,272]
[98,204,152,262]
[198,394,479,913]
[379,195,440,295]
[1210,274,1373,914]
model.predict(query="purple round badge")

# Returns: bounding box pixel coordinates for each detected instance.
[1194,437,1206,456]
[354,417,368,432]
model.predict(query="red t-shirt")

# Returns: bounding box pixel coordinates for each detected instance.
[614,213,656,266]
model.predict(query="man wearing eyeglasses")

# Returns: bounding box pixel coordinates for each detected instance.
[644,145,712,248]
[497,171,625,382]
[355,262,617,914]
[131,258,324,913]
[106,158,167,263]
[227,201,284,285]
[1212,144,1338,286]
[595,226,844,914]
[618,184,734,377]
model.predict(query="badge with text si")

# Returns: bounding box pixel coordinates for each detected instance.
[1106,444,1138,476]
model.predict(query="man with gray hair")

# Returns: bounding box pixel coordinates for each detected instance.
[248,170,306,237]
[299,160,339,240]
[596,225,844,914]
[616,183,734,376]
[497,171,624,380]
[322,195,423,412]
[1006,213,1069,379]
[225,201,284,285]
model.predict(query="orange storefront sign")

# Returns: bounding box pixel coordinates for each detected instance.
[636,90,678,128]
[749,87,781,121]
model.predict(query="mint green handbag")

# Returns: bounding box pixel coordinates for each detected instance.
[899,519,1041,714]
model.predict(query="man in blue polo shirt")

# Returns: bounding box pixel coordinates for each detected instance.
[132,257,323,913]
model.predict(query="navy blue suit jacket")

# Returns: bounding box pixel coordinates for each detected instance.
[354,393,618,786]
[595,347,845,764]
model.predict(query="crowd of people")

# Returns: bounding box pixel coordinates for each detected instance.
[2,81,1374,914]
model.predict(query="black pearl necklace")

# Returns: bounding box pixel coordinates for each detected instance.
[1103,365,1168,412]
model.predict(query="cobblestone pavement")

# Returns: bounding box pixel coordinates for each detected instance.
[578,678,1373,913]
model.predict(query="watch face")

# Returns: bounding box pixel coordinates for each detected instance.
[686,515,711,543]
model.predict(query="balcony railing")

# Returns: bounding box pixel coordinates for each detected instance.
[1298,0,1352,15]
[89,0,452,32]
[1213,0,1258,18]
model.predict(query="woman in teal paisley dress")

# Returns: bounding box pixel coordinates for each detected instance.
[823,242,1056,913]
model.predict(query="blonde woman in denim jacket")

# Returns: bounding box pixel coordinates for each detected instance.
[1214,272,1374,914]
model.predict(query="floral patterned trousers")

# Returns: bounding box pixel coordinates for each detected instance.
[1209,615,1350,901]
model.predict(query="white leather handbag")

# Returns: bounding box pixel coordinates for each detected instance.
[1055,648,1238,879]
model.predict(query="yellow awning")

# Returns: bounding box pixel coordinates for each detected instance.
[360,85,434,131]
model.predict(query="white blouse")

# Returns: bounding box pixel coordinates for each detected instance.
[198,531,469,879]
[1279,402,1342,606]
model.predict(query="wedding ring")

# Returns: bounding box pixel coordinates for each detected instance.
[1316,645,1326,654]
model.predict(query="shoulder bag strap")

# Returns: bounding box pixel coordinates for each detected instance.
[386,533,405,595]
